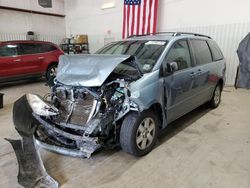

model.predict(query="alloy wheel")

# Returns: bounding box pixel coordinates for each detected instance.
[214,86,221,105]
[49,67,57,77]
[136,117,156,150]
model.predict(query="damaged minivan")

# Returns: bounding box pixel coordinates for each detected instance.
[13,32,226,158]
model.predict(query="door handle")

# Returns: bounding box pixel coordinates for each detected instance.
[190,72,196,78]
[13,59,21,62]
[38,57,45,60]
[197,69,202,75]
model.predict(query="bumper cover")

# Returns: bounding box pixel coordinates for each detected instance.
[13,95,102,158]
[33,113,101,158]
[34,138,99,158]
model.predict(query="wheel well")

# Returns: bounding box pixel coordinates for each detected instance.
[46,62,58,72]
[149,103,163,129]
[218,78,224,89]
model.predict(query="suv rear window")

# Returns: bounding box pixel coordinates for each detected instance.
[96,40,167,73]
[208,40,223,61]
[191,40,212,65]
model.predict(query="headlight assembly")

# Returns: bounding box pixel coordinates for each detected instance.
[26,94,59,116]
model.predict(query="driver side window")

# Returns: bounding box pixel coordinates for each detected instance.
[165,40,191,71]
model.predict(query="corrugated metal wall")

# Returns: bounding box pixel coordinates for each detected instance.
[165,23,250,85]
[0,33,64,45]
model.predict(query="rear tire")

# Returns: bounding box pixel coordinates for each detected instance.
[208,84,222,108]
[120,111,159,157]
[46,64,57,86]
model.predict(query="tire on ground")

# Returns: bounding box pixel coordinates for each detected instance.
[46,64,57,86]
[208,83,222,108]
[120,110,159,157]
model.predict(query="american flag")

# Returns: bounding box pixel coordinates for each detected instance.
[122,0,159,39]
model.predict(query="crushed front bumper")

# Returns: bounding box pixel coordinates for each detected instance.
[33,113,101,158]
[34,138,100,158]
[13,94,101,158]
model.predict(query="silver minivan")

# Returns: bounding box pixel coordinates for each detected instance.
[13,32,226,158]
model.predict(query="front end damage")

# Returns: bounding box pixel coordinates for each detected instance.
[33,80,138,158]
[13,54,141,158]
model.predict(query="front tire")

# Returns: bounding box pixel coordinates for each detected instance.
[208,84,222,108]
[120,111,159,157]
[46,64,57,86]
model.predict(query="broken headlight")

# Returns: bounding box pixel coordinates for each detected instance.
[27,94,59,116]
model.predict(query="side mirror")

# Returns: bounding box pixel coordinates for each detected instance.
[160,61,178,77]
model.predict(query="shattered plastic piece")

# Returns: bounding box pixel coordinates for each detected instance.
[5,137,59,188]
[79,141,102,158]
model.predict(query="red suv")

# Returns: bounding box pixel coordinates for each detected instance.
[0,40,64,85]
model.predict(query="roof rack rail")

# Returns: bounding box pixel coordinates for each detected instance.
[127,32,211,39]
[127,32,175,38]
[173,32,211,39]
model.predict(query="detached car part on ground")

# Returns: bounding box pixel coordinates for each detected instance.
[12,34,226,158]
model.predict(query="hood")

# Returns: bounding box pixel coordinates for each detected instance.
[56,54,132,87]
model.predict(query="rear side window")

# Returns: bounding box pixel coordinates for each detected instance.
[18,43,57,55]
[208,40,223,61]
[0,44,17,57]
[40,44,57,53]
[191,40,212,65]
[165,40,192,70]
[18,43,40,55]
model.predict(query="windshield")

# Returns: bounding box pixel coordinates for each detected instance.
[96,40,167,73]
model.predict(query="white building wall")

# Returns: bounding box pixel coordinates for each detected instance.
[0,0,66,44]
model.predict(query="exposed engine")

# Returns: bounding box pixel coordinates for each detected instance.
[51,79,132,136]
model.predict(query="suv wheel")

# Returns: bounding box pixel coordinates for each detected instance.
[46,64,57,86]
[208,84,222,108]
[120,111,159,156]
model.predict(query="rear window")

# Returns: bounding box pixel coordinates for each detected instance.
[191,40,212,65]
[208,40,223,61]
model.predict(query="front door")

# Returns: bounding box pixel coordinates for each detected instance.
[0,44,23,81]
[163,40,197,123]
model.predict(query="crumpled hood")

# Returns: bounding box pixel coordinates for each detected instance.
[56,54,132,87]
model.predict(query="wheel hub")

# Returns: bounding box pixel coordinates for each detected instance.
[214,86,221,105]
[136,117,155,150]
